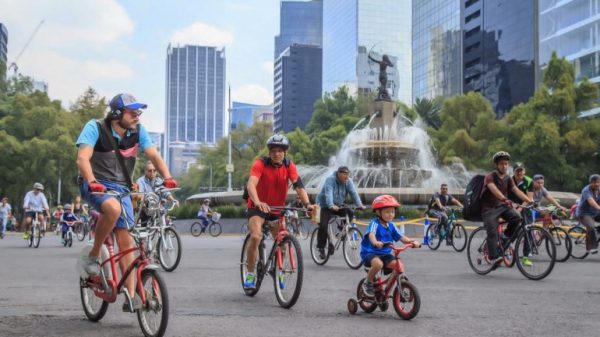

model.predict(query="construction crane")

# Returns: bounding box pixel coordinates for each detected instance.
[8,19,45,76]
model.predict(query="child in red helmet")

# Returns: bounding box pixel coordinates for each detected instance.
[360,194,421,297]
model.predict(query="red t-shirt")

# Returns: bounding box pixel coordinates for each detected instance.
[247,158,299,209]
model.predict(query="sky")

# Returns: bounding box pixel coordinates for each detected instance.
[1,0,281,132]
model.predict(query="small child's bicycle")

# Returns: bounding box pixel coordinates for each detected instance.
[62,220,81,247]
[347,242,420,320]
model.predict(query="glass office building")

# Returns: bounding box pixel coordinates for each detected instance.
[275,0,322,58]
[165,44,225,175]
[462,0,538,118]
[0,23,7,72]
[323,0,412,103]
[412,0,462,101]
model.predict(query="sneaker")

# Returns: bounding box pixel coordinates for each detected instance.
[318,247,327,260]
[520,256,533,267]
[122,294,142,313]
[328,243,335,256]
[362,280,375,298]
[278,274,285,290]
[80,254,101,276]
[23,232,30,240]
[587,249,599,255]
[490,256,504,270]
[243,273,256,289]
[61,239,66,245]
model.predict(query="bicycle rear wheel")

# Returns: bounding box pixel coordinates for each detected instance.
[450,224,468,252]
[393,280,420,320]
[356,278,377,313]
[549,227,571,262]
[342,228,363,269]
[425,224,442,250]
[190,222,203,237]
[157,228,182,272]
[467,227,494,275]
[274,235,303,308]
[209,222,222,237]
[515,227,555,280]
[309,228,329,265]
[240,234,265,296]
[567,226,588,259]
[240,223,248,239]
[79,277,109,322]
[137,269,169,337]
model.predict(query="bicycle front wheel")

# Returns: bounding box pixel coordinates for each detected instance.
[190,222,203,237]
[209,222,222,237]
[79,277,109,322]
[33,225,41,248]
[466,227,494,275]
[393,280,421,320]
[425,224,442,250]
[567,226,588,259]
[136,269,169,337]
[67,232,73,247]
[76,223,86,241]
[342,228,363,269]
[515,227,555,280]
[298,219,310,240]
[450,224,468,252]
[157,228,182,272]
[274,235,303,309]
[549,227,571,262]
[309,228,329,265]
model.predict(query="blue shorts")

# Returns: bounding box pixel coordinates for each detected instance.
[79,179,134,230]
[362,253,396,268]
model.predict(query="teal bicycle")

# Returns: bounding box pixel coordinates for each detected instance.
[425,208,467,252]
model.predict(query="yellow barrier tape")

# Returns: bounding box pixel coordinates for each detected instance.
[353,217,478,230]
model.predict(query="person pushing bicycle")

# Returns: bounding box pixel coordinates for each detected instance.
[316,166,365,260]
[360,195,420,297]
[243,134,315,289]
[76,93,177,312]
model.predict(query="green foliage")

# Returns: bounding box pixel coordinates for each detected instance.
[412,97,443,129]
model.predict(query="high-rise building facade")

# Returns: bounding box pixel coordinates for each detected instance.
[231,101,274,130]
[539,1,600,86]
[0,23,7,72]
[412,0,462,101]
[274,44,322,132]
[165,44,225,176]
[462,0,538,118]
[323,0,412,103]
[275,0,323,58]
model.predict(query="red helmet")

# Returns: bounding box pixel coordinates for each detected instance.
[371,195,401,211]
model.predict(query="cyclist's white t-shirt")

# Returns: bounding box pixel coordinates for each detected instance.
[23,191,49,212]
[0,203,11,218]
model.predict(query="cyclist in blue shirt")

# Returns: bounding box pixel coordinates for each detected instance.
[360,195,420,297]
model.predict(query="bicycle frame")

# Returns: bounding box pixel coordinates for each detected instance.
[365,243,415,303]
[257,209,297,277]
[327,207,359,247]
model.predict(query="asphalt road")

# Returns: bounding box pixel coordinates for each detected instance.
[1,229,599,337]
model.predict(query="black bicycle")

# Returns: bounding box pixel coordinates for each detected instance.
[425,207,467,252]
[568,223,600,259]
[467,205,556,280]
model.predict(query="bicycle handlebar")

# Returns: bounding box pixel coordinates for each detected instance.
[382,241,419,255]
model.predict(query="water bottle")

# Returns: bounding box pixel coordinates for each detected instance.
[423,216,430,245]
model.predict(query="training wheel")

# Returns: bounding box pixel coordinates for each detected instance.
[347,299,358,314]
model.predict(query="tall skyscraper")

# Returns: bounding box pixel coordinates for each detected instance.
[0,23,7,73]
[539,1,600,94]
[412,0,462,101]
[322,0,412,103]
[274,44,322,132]
[165,44,226,176]
[275,0,323,58]
[462,0,538,118]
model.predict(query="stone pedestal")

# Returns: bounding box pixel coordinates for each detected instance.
[369,100,397,140]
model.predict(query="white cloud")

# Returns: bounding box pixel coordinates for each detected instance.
[170,22,235,48]
[261,61,274,76]
[232,84,273,105]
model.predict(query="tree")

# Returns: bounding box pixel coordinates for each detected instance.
[412,97,443,129]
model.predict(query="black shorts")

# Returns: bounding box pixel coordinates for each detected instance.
[363,253,396,268]
[246,208,279,222]
[25,211,43,219]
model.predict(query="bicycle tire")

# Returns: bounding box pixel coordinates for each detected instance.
[76,223,86,241]
[240,234,265,296]
[273,235,303,309]
[157,228,182,272]
[567,226,588,259]
[342,228,363,269]
[28,226,33,247]
[68,232,73,247]
[298,219,310,240]
[79,277,109,322]
[425,224,442,250]
[450,223,468,252]
[393,280,420,320]
[515,227,555,280]
[356,278,377,313]
[309,228,329,265]
[240,223,249,239]
[209,222,222,237]
[466,227,494,275]
[190,222,203,237]
[33,224,41,248]
[136,269,169,337]
[549,227,571,262]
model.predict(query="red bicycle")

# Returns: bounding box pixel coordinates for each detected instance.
[79,190,169,337]
[347,242,421,320]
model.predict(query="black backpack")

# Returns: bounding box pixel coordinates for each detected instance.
[463,175,486,221]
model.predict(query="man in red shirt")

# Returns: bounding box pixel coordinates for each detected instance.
[243,134,314,289]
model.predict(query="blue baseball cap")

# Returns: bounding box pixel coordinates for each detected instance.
[109,93,147,111]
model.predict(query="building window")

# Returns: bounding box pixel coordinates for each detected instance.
[465,0,478,8]
[465,26,480,38]
[465,10,480,23]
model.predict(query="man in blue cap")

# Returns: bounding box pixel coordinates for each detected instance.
[75,93,177,312]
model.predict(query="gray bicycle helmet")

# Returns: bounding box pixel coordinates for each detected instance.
[33,182,44,190]
[492,151,511,164]
[266,134,289,150]
[64,203,72,210]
